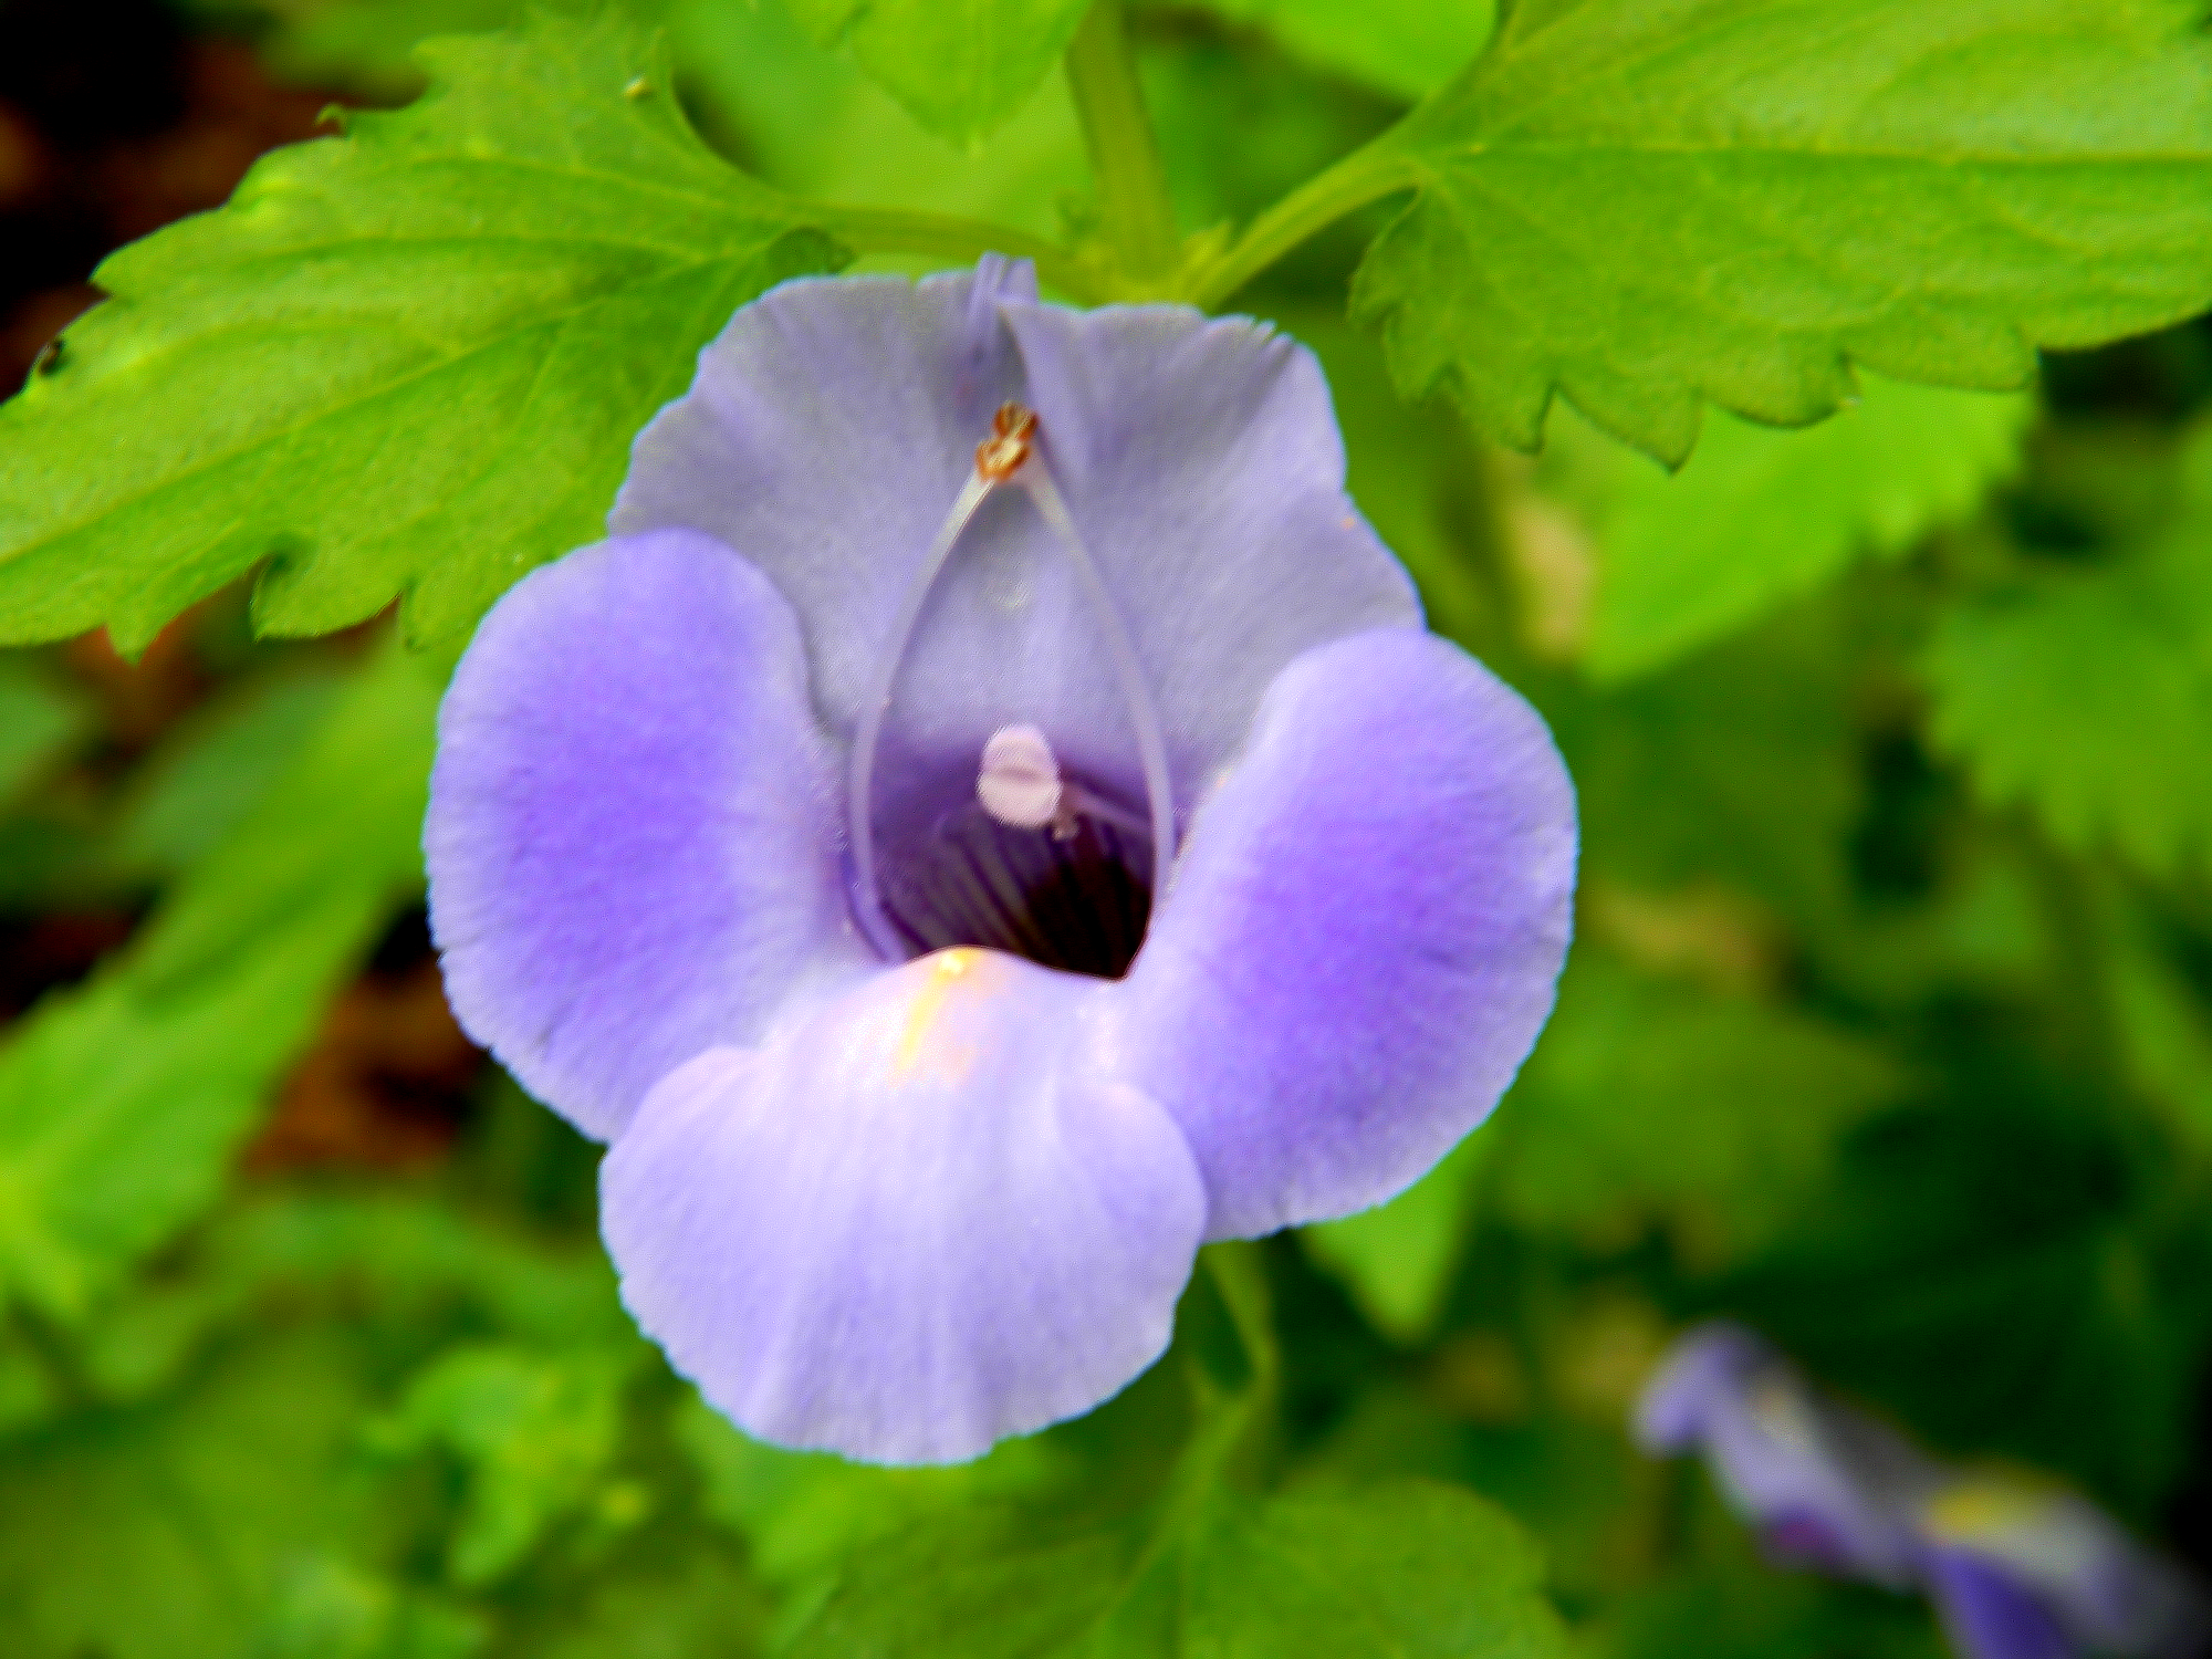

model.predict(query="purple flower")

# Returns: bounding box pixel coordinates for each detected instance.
[425,258,1576,1464]
[1635,1322,1937,1588]
[1639,1323,2208,1659]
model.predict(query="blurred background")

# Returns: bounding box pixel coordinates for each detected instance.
[3,0,2211,1653]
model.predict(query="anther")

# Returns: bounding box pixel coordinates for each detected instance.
[977,724,1064,830]
[974,402,1035,482]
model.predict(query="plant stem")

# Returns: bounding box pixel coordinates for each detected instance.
[1064,0,1182,285]
[802,203,1107,303]
[1184,135,1423,308]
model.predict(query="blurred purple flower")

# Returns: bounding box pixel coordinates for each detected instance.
[1639,1323,2208,1659]
[425,258,1577,1464]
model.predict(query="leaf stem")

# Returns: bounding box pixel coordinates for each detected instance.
[1064,0,1182,285]
[803,203,1108,302]
[1184,135,1423,309]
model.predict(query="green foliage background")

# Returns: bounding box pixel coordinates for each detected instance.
[1,0,2211,1652]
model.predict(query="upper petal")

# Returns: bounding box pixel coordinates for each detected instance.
[611,260,1035,746]
[1636,1322,1773,1453]
[426,528,870,1141]
[1112,627,1576,1240]
[611,262,1418,807]
[600,950,1204,1464]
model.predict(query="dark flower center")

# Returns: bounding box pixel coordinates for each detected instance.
[875,774,1155,979]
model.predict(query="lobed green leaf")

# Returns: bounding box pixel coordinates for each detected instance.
[0,14,847,655]
[1354,0,2212,463]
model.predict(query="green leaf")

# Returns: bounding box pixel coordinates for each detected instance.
[782,0,1093,147]
[253,1557,488,1659]
[103,666,347,881]
[514,1549,765,1659]
[1926,425,2212,878]
[0,14,847,655]
[7,1187,633,1432]
[793,1474,1567,1658]
[0,656,89,804]
[1353,0,2212,463]
[1538,379,2033,681]
[0,920,357,1322]
[1493,953,1906,1263]
[370,1342,637,1586]
[0,1193,669,1655]
[0,1333,62,1437]
[1589,1567,1945,1659]
[249,0,583,93]
[676,1396,1060,1589]
[1301,1133,1489,1342]
[0,1326,382,1659]
[2096,881,2212,1151]
[204,1190,631,1351]
[0,649,436,1320]
[132,645,438,988]
[1167,0,1498,101]
[1543,615,1861,928]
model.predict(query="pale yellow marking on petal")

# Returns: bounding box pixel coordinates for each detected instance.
[1921,1477,2055,1544]
[893,948,1001,1086]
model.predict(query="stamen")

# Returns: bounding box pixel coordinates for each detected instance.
[1017,462,1177,909]
[847,466,997,962]
[847,400,1178,966]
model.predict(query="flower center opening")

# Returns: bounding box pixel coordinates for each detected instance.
[844,404,1176,979]
[873,725,1156,978]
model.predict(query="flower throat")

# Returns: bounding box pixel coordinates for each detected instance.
[845,404,1176,979]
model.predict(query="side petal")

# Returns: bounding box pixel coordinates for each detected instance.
[601,950,1205,1465]
[1114,627,1577,1240]
[426,528,868,1142]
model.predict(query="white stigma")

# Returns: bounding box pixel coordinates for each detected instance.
[977,724,1063,829]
